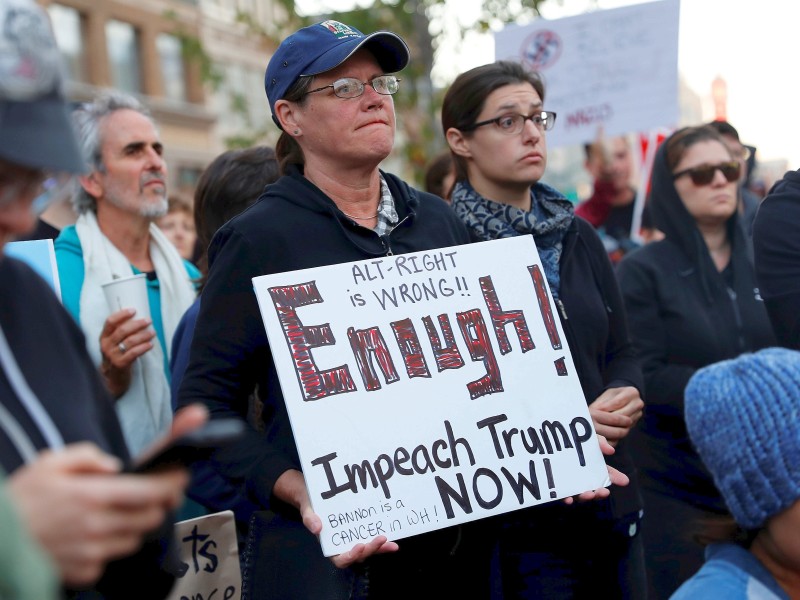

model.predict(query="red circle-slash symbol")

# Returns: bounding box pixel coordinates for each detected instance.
[520,30,562,71]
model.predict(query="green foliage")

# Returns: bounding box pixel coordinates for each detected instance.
[170,1,556,174]
[163,9,223,90]
[304,0,553,183]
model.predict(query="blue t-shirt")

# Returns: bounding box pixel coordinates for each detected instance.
[54,224,200,377]
[671,543,788,600]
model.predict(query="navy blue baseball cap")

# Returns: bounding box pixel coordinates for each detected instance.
[265,20,410,129]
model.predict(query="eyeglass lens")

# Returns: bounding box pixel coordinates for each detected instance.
[510,113,553,132]
[333,76,398,98]
[683,162,740,185]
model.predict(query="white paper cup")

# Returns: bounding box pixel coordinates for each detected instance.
[101,273,151,320]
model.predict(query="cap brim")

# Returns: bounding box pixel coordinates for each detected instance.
[0,95,86,173]
[303,31,410,78]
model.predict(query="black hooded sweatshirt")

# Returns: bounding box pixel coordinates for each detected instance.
[177,165,472,509]
[753,169,800,349]
[616,143,775,510]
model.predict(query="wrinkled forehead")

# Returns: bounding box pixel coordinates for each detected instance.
[98,109,160,150]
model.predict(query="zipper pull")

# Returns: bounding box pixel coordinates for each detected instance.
[555,298,568,320]
[381,234,393,256]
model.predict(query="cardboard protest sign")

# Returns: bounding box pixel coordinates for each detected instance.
[5,239,61,300]
[494,0,680,147]
[253,236,609,557]
[167,511,241,600]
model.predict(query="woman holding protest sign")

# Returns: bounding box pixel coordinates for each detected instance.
[442,60,646,598]
[615,126,776,598]
[177,20,495,599]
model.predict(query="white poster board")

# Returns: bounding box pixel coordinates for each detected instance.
[495,0,680,147]
[167,511,241,600]
[253,237,609,556]
[5,239,61,301]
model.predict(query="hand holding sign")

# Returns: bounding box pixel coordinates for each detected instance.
[274,468,399,568]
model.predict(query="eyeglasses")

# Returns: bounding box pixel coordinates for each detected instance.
[462,111,557,135]
[305,75,401,99]
[672,161,741,186]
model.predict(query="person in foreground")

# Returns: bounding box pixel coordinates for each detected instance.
[442,60,645,599]
[673,347,800,600]
[179,22,625,599]
[616,125,775,598]
[752,168,800,349]
[177,20,488,598]
[0,1,201,596]
[169,146,279,536]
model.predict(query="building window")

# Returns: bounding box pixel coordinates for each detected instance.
[47,4,87,82]
[178,166,203,189]
[157,33,187,102]
[106,20,141,93]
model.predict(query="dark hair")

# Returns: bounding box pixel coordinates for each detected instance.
[194,146,279,281]
[441,61,545,183]
[706,119,740,142]
[274,76,313,175]
[664,125,732,172]
[694,514,759,549]
[423,152,455,200]
[166,195,192,216]
[583,136,631,161]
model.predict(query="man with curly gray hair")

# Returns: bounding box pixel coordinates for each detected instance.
[54,90,199,455]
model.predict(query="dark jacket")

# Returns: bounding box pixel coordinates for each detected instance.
[616,144,776,510]
[177,166,472,509]
[0,256,176,600]
[176,167,491,598]
[556,215,644,518]
[753,169,800,349]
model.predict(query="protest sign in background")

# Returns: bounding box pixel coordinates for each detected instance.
[5,239,61,300]
[167,511,241,600]
[495,0,680,148]
[254,236,609,556]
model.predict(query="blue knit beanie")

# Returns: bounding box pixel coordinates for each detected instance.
[685,348,800,529]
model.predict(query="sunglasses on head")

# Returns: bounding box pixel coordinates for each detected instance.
[672,161,741,186]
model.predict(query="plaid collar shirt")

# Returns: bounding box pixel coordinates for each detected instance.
[373,174,398,237]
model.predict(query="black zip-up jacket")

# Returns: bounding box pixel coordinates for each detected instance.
[616,144,776,510]
[556,215,644,519]
[177,166,472,509]
[753,169,800,349]
[0,257,176,600]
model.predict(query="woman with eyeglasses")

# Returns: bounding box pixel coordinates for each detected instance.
[177,20,500,599]
[442,60,646,599]
[616,125,776,599]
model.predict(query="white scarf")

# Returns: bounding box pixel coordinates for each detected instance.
[75,211,196,455]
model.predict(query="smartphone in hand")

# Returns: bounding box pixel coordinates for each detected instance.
[129,419,246,474]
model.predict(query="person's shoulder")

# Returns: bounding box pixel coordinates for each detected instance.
[670,560,749,600]
[2,255,52,288]
[618,238,677,267]
[671,544,786,600]
[182,259,201,280]
[615,240,683,286]
[755,172,800,230]
[54,223,81,253]
[226,176,307,231]
[0,256,68,316]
